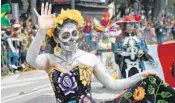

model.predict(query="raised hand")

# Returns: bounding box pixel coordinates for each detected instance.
[34,2,55,30]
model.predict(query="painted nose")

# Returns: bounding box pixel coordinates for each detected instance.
[69,37,75,42]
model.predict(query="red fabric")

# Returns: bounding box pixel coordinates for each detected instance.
[123,15,141,22]
[12,31,18,37]
[83,26,91,33]
[135,15,142,21]
[158,43,175,87]
[123,16,135,21]
[107,49,112,52]
[83,16,92,33]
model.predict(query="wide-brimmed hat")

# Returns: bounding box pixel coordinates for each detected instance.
[116,15,142,24]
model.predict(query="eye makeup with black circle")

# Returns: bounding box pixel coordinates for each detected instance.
[61,32,70,39]
[72,30,78,37]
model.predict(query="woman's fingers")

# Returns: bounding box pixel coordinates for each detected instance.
[41,3,44,15]
[33,8,40,17]
[48,4,52,15]
[41,2,52,15]
[144,71,157,77]
[44,2,49,15]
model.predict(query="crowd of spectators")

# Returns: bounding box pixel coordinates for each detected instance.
[1,17,41,75]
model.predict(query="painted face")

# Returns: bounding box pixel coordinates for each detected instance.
[54,23,80,52]
[126,23,135,33]
[103,28,110,37]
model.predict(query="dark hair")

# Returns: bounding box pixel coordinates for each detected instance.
[45,37,57,53]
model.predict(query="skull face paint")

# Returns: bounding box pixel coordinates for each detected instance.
[54,23,79,52]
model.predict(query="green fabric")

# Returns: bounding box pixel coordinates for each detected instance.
[1,16,10,26]
[2,55,7,63]
[1,4,11,13]
[1,3,11,26]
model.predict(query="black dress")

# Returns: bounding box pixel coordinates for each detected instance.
[105,75,175,103]
[48,63,93,103]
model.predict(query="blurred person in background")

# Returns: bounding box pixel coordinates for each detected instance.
[155,21,166,44]
[172,22,175,40]
[148,22,156,44]
[1,29,9,71]
[7,19,21,70]
[20,28,30,68]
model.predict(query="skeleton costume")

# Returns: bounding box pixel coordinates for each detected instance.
[115,15,157,78]
[26,3,175,103]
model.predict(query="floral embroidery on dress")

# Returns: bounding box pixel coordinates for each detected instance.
[48,63,93,102]
[79,64,93,86]
[79,95,92,103]
[133,87,146,101]
[113,75,174,103]
[58,72,77,95]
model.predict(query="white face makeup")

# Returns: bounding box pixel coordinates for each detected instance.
[54,23,80,52]
[59,23,79,43]
[103,28,110,37]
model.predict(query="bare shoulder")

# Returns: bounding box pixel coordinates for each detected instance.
[76,49,98,67]
[77,49,97,59]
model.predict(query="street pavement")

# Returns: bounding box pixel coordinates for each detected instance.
[1,70,119,103]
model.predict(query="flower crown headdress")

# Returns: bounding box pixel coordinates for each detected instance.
[47,9,84,38]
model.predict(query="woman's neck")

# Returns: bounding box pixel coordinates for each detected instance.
[59,48,77,63]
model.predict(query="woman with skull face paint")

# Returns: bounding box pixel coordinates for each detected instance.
[26,3,175,103]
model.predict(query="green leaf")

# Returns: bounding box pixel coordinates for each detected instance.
[157,100,167,103]
[160,92,172,98]
[124,92,133,99]
[163,81,169,87]
[148,76,156,84]
[147,85,155,95]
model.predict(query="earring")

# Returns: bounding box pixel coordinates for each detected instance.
[54,44,61,56]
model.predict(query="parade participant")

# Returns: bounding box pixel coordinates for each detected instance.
[115,15,156,78]
[172,23,175,40]
[93,10,122,79]
[83,16,97,52]
[155,21,166,44]
[27,3,175,103]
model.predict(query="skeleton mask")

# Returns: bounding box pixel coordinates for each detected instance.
[103,28,110,37]
[54,22,80,52]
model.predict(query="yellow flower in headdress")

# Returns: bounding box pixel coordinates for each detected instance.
[93,18,104,31]
[47,9,84,38]
[133,87,146,101]
[79,64,93,86]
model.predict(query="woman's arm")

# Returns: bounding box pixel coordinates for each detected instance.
[92,54,156,92]
[26,2,54,70]
[26,29,48,69]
